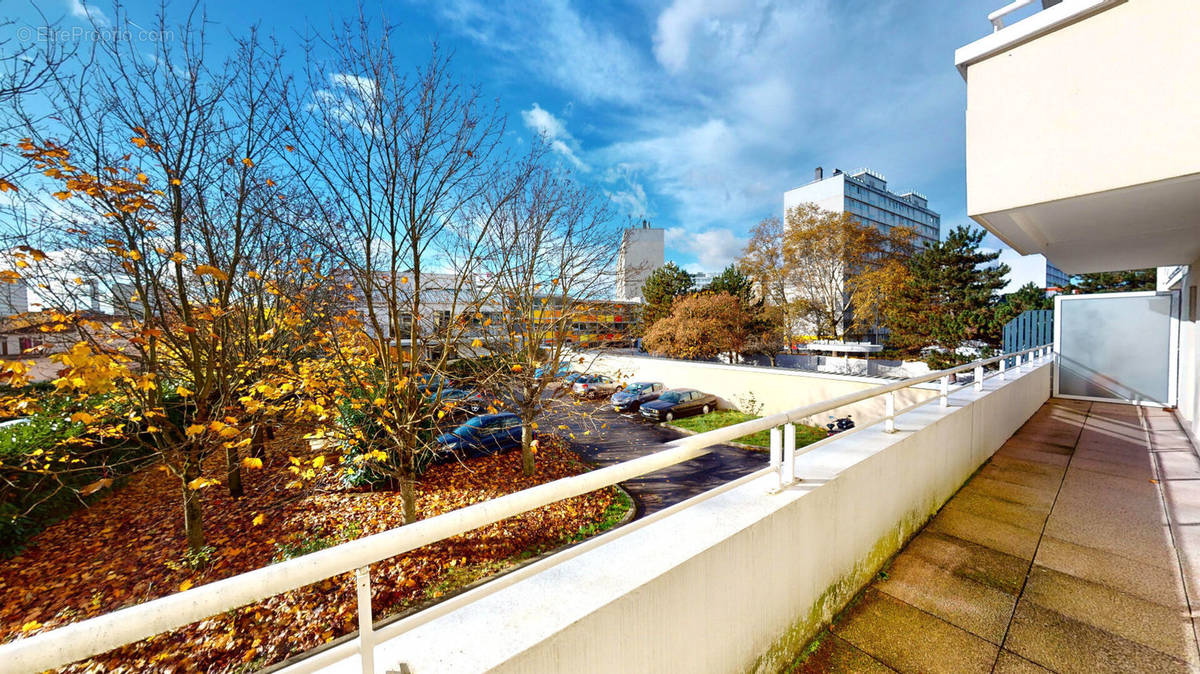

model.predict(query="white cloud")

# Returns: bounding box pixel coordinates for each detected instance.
[665,226,746,272]
[427,0,650,104]
[521,103,588,171]
[426,0,999,268]
[66,0,110,27]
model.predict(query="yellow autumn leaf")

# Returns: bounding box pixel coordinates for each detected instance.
[241,157,254,167]
[136,172,148,183]
[170,252,187,263]
[185,424,206,436]
[0,179,17,193]
[21,620,40,632]
[187,477,219,490]
[70,411,95,424]
[312,455,325,469]
[247,270,261,279]
[470,339,482,348]
[242,457,263,469]
[179,579,193,591]
[251,513,265,526]
[176,386,193,397]
[194,264,229,281]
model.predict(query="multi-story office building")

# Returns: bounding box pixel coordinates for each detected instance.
[783,167,941,248]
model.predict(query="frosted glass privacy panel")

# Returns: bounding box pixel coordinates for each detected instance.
[1056,292,1176,405]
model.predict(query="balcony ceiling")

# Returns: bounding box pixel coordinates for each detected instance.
[972,172,1200,275]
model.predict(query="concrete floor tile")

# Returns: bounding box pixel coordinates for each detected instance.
[877,553,1018,644]
[901,531,1029,595]
[1157,451,1200,480]
[792,633,895,673]
[1149,430,1195,450]
[978,462,1064,494]
[928,507,1041,560]
[1163,479,1200,526]
[940,489,1051,533]
[1069,453,1156,480]
[1022,565,1198,663]
[1043,487,1177,571]
[964,476,1058,510]
[989,454,1067,480]
[995,441,1072,467]
[1005,599,1192,674]
[1168,523,1200,600]
[1034,536,1188,608]
[833,589,998,674]
[994,650,1053,674]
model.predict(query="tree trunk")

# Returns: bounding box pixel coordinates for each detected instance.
[400,473,417,524]
[182,460,205,553]
[249,423,267,460]
[521,422,535,476]
[225,445,243,498]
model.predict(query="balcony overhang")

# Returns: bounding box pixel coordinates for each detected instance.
[955,0,1124,79]
[972,172,1200,275]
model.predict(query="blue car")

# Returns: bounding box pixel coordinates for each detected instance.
[534,362,572,379]
[435,413,528,458]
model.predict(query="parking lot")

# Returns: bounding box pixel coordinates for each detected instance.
[548,396,768,517]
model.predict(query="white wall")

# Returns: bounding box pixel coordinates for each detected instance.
[587,353,938,427]
[314,361,1052,674]
[965,0,1200,217]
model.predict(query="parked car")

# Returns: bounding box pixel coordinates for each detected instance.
[572,374,620,399]
[534,362,572,379]
[610,382,665,413]
[431,388,496,419]
[414,373,452,395]
[435,412,527,458]
[639,388,718,422]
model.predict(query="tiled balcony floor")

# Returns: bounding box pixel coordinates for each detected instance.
[795,399,1200,673]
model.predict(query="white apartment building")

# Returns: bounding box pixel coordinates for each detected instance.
[783,167,941,248]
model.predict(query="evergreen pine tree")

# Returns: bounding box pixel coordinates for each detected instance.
[887,226,1009,365]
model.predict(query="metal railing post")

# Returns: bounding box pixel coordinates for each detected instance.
[940,375,950,407]
[884,391,896,433]
[783,423,796,487]
[770,427,782,491]
[999,357,1007,380]
[356,566,374,674]
[974,364,984,392]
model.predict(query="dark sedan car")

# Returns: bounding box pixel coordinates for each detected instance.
[433,388,497,418]
[610,382,665,414]
[639,388,718,422]
[435,412,527,458]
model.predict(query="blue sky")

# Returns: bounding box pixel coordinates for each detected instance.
[9,0,1043,279]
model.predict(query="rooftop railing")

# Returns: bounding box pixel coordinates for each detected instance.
[0,344,1053,674]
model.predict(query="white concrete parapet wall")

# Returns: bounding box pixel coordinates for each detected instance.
[587,353,939,426]
[309,361,1052,674]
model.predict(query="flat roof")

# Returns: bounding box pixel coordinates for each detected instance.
[806,341,883,354]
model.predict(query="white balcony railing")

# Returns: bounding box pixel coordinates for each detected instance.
[988,0,1041,31]
[0,345,1053,674]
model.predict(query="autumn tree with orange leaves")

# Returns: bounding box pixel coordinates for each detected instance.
[779,203,915,342]
[0,17,332,553]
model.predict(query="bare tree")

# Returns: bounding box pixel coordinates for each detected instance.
[478,167,618,475]
[283,16,536,521]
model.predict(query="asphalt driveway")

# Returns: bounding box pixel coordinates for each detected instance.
[548,398,768,516]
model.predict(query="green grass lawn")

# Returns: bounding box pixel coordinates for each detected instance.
[668,410,826,450]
